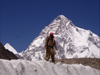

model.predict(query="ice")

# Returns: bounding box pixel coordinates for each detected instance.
[0,59,100,75]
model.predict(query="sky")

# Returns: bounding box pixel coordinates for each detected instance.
[0,0,99,52]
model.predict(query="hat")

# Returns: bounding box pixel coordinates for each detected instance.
[50,32,53,35]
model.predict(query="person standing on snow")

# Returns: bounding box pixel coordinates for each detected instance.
[45,32,57,63]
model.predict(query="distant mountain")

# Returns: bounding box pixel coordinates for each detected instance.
[20,15,100,60]
[4,43,18,54]
[0,42,18,60]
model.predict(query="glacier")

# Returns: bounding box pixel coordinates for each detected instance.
[0,59,100,75]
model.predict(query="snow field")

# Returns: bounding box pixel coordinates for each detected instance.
[0,59,100,75]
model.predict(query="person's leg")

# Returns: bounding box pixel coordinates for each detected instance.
[45,48,50,61]
[45,51,50,61]
[50,48,56,63]
[51,54,55,63]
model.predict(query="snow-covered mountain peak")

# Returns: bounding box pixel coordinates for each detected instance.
[4,43,18,54]
[20,15,100,60]
[49,15,72,28]
[54,15,69,21]
[40,15,73,36]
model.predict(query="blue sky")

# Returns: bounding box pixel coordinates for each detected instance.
[0,0,99,52]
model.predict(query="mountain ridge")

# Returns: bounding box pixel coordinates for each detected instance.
[0,42,18,60]
[4,43,18,54]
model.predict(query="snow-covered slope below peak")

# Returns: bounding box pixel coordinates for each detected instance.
[0,59,99,75]
[4,43,18,54]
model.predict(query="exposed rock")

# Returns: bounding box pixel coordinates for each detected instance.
[0,42,18,60]
[56,58,100,70]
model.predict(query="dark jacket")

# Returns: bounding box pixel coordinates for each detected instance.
[45,36,57,50]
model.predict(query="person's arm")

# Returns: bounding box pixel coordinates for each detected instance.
[45,36,49,48]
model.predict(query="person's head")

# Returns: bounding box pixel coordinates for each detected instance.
[50,32,53,38]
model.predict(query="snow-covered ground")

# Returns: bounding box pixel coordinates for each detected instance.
[0,59,99,75]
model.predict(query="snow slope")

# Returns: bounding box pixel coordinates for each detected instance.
[0,59,99,75]
[4,43,18,54]
[20,15,100,60]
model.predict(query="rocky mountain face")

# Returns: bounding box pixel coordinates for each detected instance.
[0,42,18,60]
[20,15,100,61]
